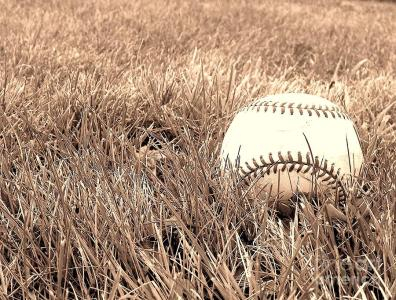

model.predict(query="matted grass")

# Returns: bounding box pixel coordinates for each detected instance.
[0,0,395,299]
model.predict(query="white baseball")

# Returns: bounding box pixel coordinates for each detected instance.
[221,93,364,201]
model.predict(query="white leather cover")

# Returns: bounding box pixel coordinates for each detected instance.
[221,93,364,200]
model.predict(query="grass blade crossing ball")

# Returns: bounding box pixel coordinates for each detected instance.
[221,93,364,203]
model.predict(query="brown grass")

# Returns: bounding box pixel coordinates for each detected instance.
[0,0,395,299]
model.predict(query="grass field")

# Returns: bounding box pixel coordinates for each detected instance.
[0,0,395,299]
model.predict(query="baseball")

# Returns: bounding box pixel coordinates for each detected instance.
[221,93,364,203]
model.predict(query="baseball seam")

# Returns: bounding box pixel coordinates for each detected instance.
[238,151,347,200]
[241,101,350,120]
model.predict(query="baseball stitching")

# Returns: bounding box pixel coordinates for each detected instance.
[240,100,350,120]
[230,98,353,200]
[238,151,347,200]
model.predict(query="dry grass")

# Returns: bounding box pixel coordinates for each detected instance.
[0,0,395,299]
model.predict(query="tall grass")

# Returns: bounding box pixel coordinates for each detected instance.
[0,0,395,298]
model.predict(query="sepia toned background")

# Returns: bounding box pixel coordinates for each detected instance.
[0,0,395,299]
